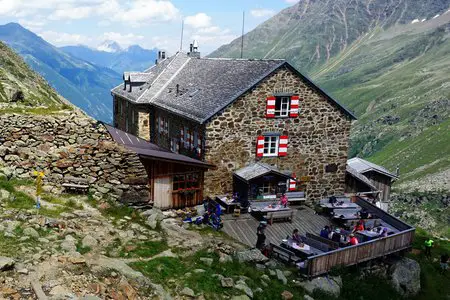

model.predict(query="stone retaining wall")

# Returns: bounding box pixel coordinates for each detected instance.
[0,111,148,201]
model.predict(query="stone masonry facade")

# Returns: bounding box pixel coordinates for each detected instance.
[0,111,148,202]
[204,66,352,203]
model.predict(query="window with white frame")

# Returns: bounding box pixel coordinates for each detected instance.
[263,136,279,156]
[275,96,290,117]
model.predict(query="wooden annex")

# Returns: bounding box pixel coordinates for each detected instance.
[105,124,215,209]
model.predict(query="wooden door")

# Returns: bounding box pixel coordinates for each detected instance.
[154,177,172,209]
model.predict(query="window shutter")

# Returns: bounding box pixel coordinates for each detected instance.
[278,135,288,157]
[256,136,264,157]
[180,128,184,144]
[289,173,297,191]
[290,95,299,117]
[266,96,275,118]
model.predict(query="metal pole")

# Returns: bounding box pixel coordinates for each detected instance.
[240,11,245,58]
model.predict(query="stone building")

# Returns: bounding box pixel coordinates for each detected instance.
[111,43,356,203]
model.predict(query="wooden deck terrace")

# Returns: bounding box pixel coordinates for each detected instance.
[222,206,330,247]
[221,198,415,278]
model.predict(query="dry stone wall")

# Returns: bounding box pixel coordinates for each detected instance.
[0,111,148,202]
[204,66,352,203]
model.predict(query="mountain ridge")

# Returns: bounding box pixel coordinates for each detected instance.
[0,22,120,122]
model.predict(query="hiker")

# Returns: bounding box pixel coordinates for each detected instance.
[279,193,288,208]
[292,229,303,244]
[424,238,434,258]
[256,221,267,250]
[440,253,448,274]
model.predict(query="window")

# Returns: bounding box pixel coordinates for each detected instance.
[157,116,169,135]
[170,138,179,153]
[275,96,290,117]
[263,136,279,156]
[173,173,200,192]
[257,135,288,157]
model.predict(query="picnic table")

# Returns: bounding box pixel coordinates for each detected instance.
[250,202,290,213]
[320,203,360,209]
[356,230,380,242]
[215,195,240,214]
[281,239,323,258]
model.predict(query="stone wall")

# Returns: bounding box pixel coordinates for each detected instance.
[204,66,352,203]
[0,110,149,201]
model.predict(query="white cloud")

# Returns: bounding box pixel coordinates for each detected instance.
[38,30,92,46]
[18,18,47,31]
[285,0,298,3]
[185,13,212,28]
[49,6,93,20]
[250,9,275,18]
[114,0,180,26]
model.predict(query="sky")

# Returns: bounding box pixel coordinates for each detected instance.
[0,0,299,54]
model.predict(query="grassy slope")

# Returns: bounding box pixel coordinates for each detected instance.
[0,41,66,112]
[315,21,450,183]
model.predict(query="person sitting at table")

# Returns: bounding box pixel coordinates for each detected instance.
[292,229,303,244]
[331,228,342,244]
[353,220,365,232]
[379,227,388,238]
[215,203,222,216]
[349,234,359,245]
[256,221,267,250]
[328,196,337,206]
[279,193,288,208]
[320,226,331,239]
[359,208,371,219]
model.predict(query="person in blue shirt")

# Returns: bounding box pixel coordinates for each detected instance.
[320,226,331,239]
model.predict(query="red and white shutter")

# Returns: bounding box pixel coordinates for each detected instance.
[180,128,184,144]
[278,135,288,157]
[266,96,276,118]
[290,95,299,117]
[256,136,264,157]
[289,173,297,191]
[197,135,202,157]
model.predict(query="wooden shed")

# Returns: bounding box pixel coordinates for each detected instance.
[105,125,215,209]
[233,163,293,202]
[347,158,398,202]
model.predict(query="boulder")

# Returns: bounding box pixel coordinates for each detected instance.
[0,189,10,200]
[390,257,421,297]
[298,275,342,297]
[303,295,315,300]
[23,227,39,239]
[199,257,213,266]
[219,253,233,263]
[181,287,195,297]
[234,283,253,298]
[82,235,98,248]
[231,296,250,300]
[235,249,268,263]
[281,290,294,300]
[60,240,77,253]
[276,269,287,284]
[221,277,234,288]
[0,257,15,271]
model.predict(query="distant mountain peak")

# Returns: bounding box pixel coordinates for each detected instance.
[97,40,122,53]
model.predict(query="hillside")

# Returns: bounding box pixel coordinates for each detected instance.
[0,23,121,122]
[60,44,158,74]
[0,41,67,113]
[211,0,450,187]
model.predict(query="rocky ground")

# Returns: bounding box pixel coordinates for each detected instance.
[0,178,313,300]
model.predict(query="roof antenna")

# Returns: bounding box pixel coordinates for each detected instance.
[180,19,184,52]
[240,11,245,58]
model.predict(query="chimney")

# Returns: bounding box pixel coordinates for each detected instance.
[155,50,167,64]
[187,40,200,58]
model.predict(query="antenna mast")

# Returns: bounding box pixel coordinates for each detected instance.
[240,11,245,58]
[180,19,184,51]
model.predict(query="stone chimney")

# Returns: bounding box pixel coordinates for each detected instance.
[155,50,167,64]
[187,40,200,58]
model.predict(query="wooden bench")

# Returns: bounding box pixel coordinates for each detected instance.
[306,233,339,250]
[301,235,330,253]
[62,176,89,194]
[270,243,300,264]
[285,191,306,204]
[266,210,294,225]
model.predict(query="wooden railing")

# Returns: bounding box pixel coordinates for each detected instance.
[305,197,415,277]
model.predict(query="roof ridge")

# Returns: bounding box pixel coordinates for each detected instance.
[202,57,285,61]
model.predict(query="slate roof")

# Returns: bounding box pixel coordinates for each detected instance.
[234,162,292,182]
[347,157,398,179]
[104,124,215,169]
[111,52,357,123]
[346,165,377,191]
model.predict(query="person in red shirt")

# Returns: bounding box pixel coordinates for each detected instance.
[353,220,365,232]
[279,193,288,208]
[349,234,359,245]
